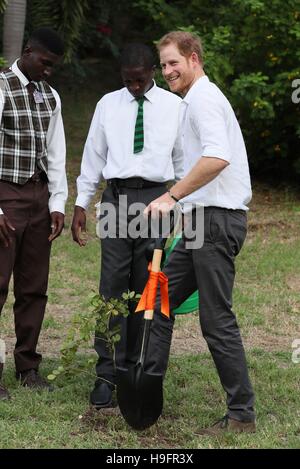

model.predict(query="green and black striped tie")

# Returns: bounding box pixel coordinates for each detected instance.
[133,97,145,154]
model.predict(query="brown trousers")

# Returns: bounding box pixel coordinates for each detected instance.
[0,176,51,373]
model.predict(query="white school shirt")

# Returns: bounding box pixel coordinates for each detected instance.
[76,81,184,210]
[180,75,252,211]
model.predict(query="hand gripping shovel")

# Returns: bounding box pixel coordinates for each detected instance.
[116,236,170,430]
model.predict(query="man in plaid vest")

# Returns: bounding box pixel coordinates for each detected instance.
[0,28,68,399]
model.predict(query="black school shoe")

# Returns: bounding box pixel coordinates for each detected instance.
[18,369,54,391]
[90,379,116,409]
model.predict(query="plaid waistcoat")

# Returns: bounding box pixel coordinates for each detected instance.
[0,69,57,184]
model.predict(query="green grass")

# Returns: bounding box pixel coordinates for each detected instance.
[0,83,299,448]
[0,351,299,449]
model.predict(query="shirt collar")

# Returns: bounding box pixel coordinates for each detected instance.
[125,79,157,103]
[11,59,39,89]
[183,75,209,104]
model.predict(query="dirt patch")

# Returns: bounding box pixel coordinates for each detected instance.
[1,186,299,362]
[286,275,300,292]
[80,406,122,431]
[1,301,76,361]
[170,311,296,356]
[2,288,297,362]
[171,314,208,355]
[79,406,184,448]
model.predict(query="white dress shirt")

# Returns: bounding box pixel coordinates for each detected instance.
[76,81,183,210]
[180,76,252,211]
[0,60,68,215]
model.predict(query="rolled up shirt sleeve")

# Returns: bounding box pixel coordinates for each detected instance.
[75,100,108,210]
[47,89,68,214]
[191,91,231,163]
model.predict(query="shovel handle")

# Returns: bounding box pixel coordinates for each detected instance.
[144,249,163,320]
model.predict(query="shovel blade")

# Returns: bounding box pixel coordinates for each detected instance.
[116,364,163,430]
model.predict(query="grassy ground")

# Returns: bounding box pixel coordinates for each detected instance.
[0,84,299,449]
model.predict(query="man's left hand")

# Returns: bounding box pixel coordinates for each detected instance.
[144,191,176,218]
[49,211,65,242]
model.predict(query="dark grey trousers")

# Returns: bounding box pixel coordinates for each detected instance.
[144,207,255,423]
[95,183,167,383]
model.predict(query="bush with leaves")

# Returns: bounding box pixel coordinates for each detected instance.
[132,0,300,180]
[2,0,298,178]
[48,291,140,382]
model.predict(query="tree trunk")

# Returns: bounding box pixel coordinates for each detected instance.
[3,0,27,66]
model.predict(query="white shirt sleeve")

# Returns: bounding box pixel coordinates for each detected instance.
[47,89,68,214]
[75,100,108,210]
[192,91,231,162]
[172,127,184,181]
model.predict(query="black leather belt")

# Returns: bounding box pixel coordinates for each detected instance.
[204,206,246,215]
[107,177,167,189]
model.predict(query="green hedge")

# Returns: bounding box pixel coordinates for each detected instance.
[1,0,299,179]
[131,0,300,180]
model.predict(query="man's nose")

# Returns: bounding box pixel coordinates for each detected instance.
[130,84,140,94]
[164,64,173,76]
[43,67,51,78]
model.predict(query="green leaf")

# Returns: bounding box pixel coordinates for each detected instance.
[47,374,56,381]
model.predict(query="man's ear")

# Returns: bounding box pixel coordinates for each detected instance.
[23,45,33,57]
[191,51,199,65]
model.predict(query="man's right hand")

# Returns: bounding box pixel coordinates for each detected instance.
[0,214,15,247]
[71,206,87,246]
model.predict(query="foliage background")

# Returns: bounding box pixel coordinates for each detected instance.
[0,0,299,180]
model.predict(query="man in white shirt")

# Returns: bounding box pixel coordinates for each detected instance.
[144,31,255,434]
[0,28,68,399]
[71,43,183,409]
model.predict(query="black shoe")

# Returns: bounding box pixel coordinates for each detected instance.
[18,369,54,391]
[90,379,115,409]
